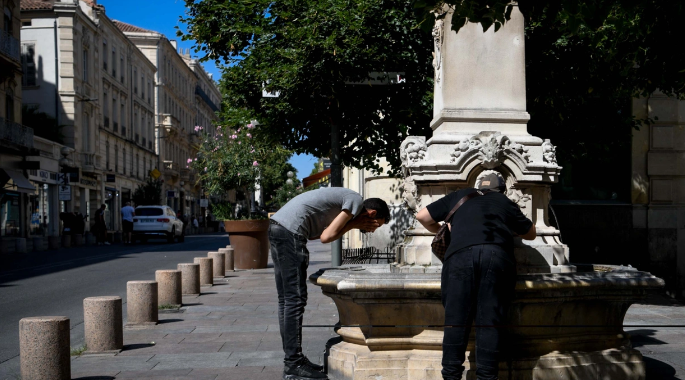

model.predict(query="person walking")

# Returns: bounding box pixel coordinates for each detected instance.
[269,187,391,380]
[94,204,110,246]
[416,172,536,380]
[121,202,135,244]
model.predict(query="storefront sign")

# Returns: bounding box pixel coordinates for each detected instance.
[58,185,72,201]
[80,177,98,190]
[106,174,116,182]
[28,170,59,185]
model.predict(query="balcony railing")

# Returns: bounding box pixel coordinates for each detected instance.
[0,30,20,63]
[163,160,179,176]
[0,117,34,149]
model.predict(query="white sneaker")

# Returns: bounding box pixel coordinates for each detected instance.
[104,242,111,245]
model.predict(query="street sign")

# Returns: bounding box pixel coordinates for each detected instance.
[58,185,72,201]
[200,199,209,207]
[150,168,161,179]
[58,173,69,185]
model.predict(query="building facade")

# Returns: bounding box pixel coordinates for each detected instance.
[1,0,35,244]
[21,0,157,232]
[115,20,220,218]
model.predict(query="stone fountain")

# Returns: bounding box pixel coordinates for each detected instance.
[310,5,664,380]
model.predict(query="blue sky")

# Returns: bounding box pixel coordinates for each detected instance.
[100,0,318,180]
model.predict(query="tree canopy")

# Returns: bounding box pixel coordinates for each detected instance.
[181,0,434,174]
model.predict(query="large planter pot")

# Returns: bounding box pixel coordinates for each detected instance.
[223,220,269,269]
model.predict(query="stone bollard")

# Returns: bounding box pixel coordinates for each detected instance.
[19,316,71,380]
[15,238,27,253]
[61,235,71,248]
[72,234,83,246]
[178,263,200,295]
[208,252,225,278]
[219,247,235,272]
[126,281,158,326]
[31,237,49,252]
[83,297,123,354]
[47,236,59,250]
[194,257,213,286]
[156,270,182,307]
[85,232,96,245]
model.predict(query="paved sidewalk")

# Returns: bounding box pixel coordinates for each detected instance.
[69,240,338,380]
[18,239,685,380]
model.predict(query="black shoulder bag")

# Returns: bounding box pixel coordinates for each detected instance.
[431,190,487,262]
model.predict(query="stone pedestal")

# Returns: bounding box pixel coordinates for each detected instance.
[208,252,226,278]
[178,263,201,295]
[156,270,182,307]
[61,235,71,248]
[126,281,158,326]
[19,316,70,380]
[220,247,235,272]
[72,234,83,246]
[83,296,123,354]
[47,236,59,250]
[194,257,214,286]
[15,238,27,253]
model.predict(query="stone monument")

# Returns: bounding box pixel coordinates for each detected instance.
[311,5,664,380]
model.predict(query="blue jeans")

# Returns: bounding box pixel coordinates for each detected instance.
[269,221,309,365]
[441,244,516,380]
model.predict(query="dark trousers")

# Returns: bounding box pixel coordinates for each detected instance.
[269,222,309,365]
[441,244,516,380]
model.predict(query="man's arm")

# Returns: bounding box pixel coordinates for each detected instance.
[519,225,536,240]
[416,207,441,234]
[319,210,380,243]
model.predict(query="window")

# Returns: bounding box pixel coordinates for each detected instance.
[130,149,133,174]
[21,20,31,27]
[111,46,116,78]
[21,43,36,86]
[134,109,138,142]
[115,146,119,173]
[136,154,140,178]
[103,91,109,127]
[4,7,12,34]
[106,142,110,170]
[148,80,151,103]
[102,40,107,70]
[5,93,14,122]
[82,113,90,152]
[133,67,137,94]
[112,95,118,132]
[123,148,126,175]
[120,104,126,136]
[120,54,124,83]
[141,74,145,98]
[82,49,88,83]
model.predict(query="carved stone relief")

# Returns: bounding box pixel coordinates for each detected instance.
[432,18,444,84]
[399,137,427,212]
[450,131,530,168]
[542,139,557,165]
[507,188,531,209]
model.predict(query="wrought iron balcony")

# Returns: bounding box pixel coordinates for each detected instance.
[163,160,179,176]
[0,30,20,63]
[0,117,34,150]
[81,153,98,172]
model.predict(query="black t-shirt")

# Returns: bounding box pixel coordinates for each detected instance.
[426,188,533,261]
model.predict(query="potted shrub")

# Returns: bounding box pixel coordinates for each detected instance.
[191,122,289,269]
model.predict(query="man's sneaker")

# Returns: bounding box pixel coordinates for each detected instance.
[302,356,324,372]
[283,362,328,380]
[104,242,111,245]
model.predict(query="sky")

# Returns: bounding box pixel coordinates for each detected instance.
[100,0,317,180]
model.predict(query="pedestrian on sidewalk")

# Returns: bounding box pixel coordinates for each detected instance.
[269,187,390,380]
[94,204,110,245]
[121,202,135,244]
[416,172,536,380]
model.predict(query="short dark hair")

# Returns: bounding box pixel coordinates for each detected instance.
[363,198,390,223]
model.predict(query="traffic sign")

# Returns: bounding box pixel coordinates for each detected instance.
[58,185,72,201]
[150,168,161,179]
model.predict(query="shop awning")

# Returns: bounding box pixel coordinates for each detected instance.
[303,169,331,188]
[1,169,36,194]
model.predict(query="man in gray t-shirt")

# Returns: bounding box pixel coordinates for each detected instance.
[270,188,390,380]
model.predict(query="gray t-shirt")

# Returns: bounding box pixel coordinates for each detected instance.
[271,188,365,239]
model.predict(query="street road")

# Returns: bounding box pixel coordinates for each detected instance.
[0,233,230,379]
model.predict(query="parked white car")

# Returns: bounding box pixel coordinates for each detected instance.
[132,205,185,243]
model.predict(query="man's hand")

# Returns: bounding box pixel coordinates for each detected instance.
[352,215,381,233]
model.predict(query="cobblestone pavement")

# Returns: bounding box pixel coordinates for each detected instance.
[4,238,685,380]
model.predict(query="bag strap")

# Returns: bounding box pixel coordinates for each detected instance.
[444,190,488,224]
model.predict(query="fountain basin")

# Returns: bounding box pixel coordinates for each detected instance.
[310,265,664,380]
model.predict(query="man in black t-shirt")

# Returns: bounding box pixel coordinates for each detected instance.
[416,172,536,380]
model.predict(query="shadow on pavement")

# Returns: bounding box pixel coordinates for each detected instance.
[644,356,679,380]
[122,343,155,351]
[0,233,230,285]
[629,329,668,348]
